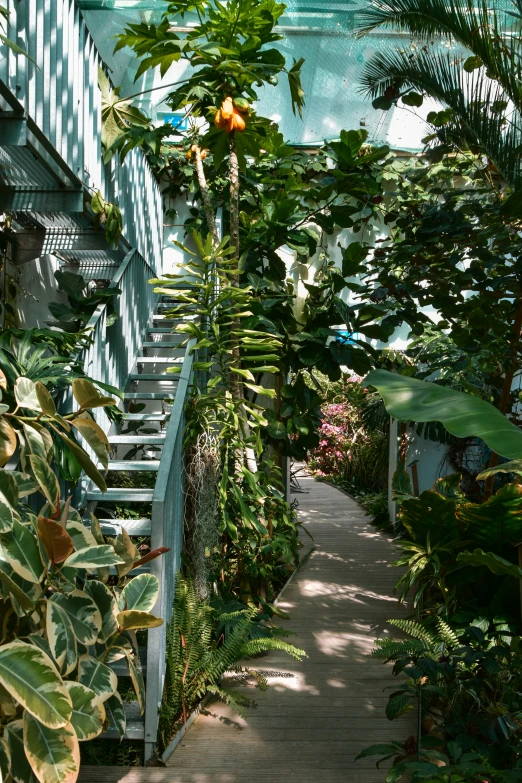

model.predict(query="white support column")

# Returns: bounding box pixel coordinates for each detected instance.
[388,417,398,525]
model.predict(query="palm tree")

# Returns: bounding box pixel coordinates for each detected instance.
[356,0,522,190]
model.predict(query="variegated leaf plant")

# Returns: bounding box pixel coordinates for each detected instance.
[0,371,166,782]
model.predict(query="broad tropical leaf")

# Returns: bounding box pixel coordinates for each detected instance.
[70,417,110,470]
[0,642,72,728]
[5,720,36,783]
[116,610,163,631]
[52,431,107,493]
[46,601,77,676]
[50,592,102,646]
[457,549,522,579]
[0,736,10,783]
[35,382,56,416]
[0,563,36,613]
[77,655,117,703]
[14,377,41,411]
[477,459,522,480]
[457,483,522,547]
[23,713,79,783]
[65,521,98,551]
[104,692,126,740]
[29,456,60,514]
[65,682,105,741]
[123,650,145,714]
[99,66,150,149]
[121,573,159,612]
[1,520,46,583]
[12,471,39,498]
[0,417,17,466]
[63,545,124,570]
[37,518,74,565]
[0,470,18,508]
[365,369,522,458]
[83,580,118,642]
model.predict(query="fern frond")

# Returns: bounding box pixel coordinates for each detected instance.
[435,618,460,649]
[388,618,436,645]
[371,638,425,660]
[240,638,306,661]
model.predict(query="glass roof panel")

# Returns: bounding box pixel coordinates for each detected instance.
[79,0,446,149]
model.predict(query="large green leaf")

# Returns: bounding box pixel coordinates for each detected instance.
[50,592,102,646]
[5,720,37,783]
[46,601,77,677]
[64,545,124,571]
[104,692,126,740]
[120,573,159,613]
[124,650,145,714]
[77,655,117,703]
[365,369,522,458]
[99,67,150,149]
[0,735,11,782]
[0,417,17,467]
[457,483,522,548]
[0,563,36,613]
[0,642,72,728]
[70,417,110,471]
[65,682,105,742]
[0,470,18,508]
[1,520,46,583]
[14,378,41,412]
[116,610,163,631]
[400,490,461,543]
[29,457,60,514]
[83,580,118,642]
[65,521,98,552]
[23,713,79,783]
[458,549,522,579]
[52,430,107,493]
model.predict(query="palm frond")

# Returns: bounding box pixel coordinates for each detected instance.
[360,46,522,188]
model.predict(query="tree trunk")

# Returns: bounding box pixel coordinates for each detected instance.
[194,146,220,249]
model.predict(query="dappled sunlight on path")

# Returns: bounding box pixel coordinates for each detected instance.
[80,478,414,783]
[163,478,415,781]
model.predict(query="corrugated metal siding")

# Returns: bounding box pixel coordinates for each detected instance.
[0,0,163,272]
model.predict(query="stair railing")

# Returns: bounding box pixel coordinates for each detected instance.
[145,337,196,760]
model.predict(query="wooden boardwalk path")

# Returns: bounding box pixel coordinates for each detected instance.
[80,477,414,783]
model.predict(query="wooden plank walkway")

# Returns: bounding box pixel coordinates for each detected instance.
[80,477,415,783]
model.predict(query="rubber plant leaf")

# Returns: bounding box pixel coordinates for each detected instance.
[364,370,522,459]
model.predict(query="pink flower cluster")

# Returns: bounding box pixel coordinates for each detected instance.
[308,401,357,475]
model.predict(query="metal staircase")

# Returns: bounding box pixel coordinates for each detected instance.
[67,255,195,761]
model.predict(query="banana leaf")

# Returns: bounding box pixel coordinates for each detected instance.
[365,370,522,459]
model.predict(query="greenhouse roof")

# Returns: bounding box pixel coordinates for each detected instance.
[78,0,447,150]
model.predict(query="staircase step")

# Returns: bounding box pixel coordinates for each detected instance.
[121,413,169,421]
[152,314,196,321]
[87,488,154,502]
[108,435,166,445]
[128,374,179,381]
[148,328,178,334]
[157,302,196,309]
[142,341,184,348]
[106,461,160,471]
[136,357,183,364]
[123,392,174,400]
[98,518,152,536]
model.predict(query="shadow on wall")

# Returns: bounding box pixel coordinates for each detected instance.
[9,253,70,329]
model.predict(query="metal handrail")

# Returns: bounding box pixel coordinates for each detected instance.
[144,337,196,758]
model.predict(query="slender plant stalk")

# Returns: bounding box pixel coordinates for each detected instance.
[194,146,220,248]
[484,299,522,499]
